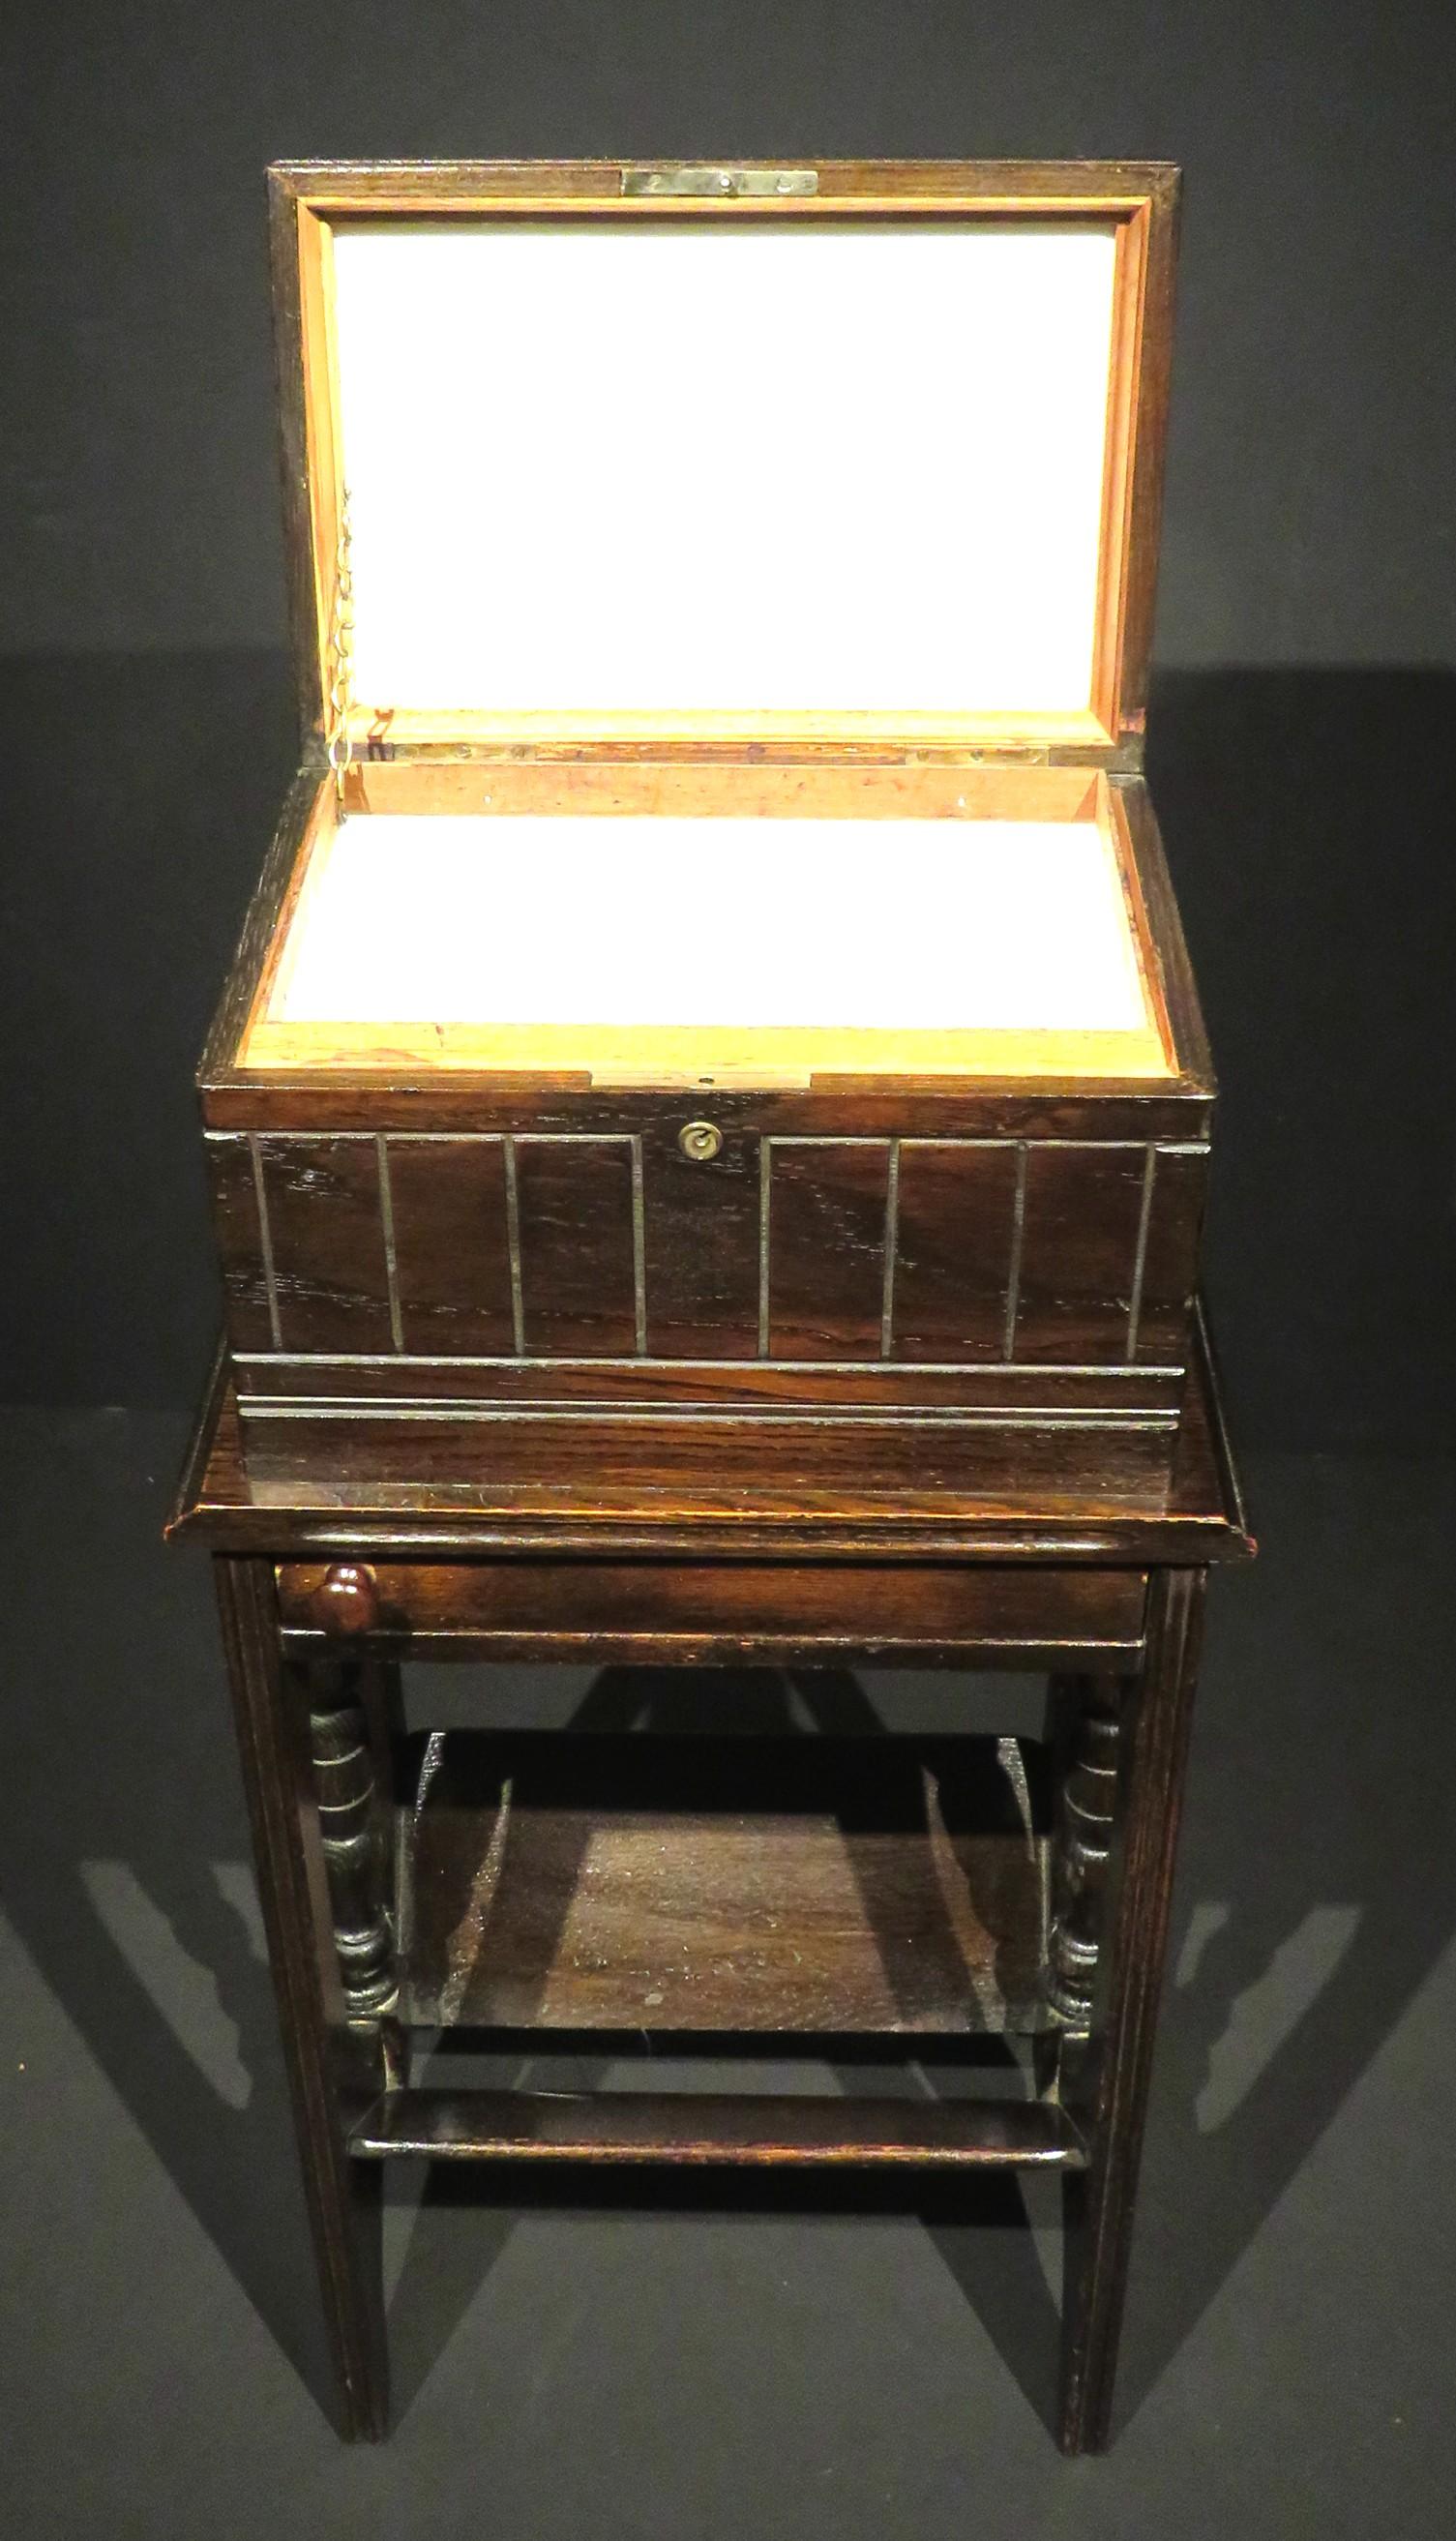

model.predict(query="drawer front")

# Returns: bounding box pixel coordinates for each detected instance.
[276,1558,1148,1668]
[212,1124,1205,1378]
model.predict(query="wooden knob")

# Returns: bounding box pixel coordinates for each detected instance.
[312,1562,380,1637]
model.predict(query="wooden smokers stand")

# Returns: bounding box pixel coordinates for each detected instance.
[172,160,1253,2449]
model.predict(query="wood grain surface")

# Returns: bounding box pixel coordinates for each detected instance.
[168,1299,1252,1563]
[351,2087,1085,2170]
[276,1555,1148,1665]
[394,1732,1053,2037]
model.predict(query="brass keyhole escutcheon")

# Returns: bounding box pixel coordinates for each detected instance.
[678,1120,724,1163]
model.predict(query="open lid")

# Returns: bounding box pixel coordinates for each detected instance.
[271,161,1179,763]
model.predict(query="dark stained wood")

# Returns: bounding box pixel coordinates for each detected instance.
[237,1356,1182,1413]
[893,1140,1022,1361]
[213,1558,388,2439]
[169,1338,233,1533]
[279,1556,1147,1667]
[514,1136,638,1356]
[202,1070,1212,1458]
[384,1134,516,1356]
[174,1305,1248,2454]
[198,767,320,1084]
[767,1140,890,1359]
[308,1680,398,2017]
[258,1135,393,1355]
[207,1134,275,1352]
[203,1080,1212,1142]
[273,157,1180,209]
[352,2087,1085,2170]
[308,1561,381,1636]
[239,1402,1178,1517]
[268,170,326,746]
[1057,1566,1207,2453]
[396,1733,1052,2036]
[1114,172,1180,740]
[1134,1143,1206,1364]
[1114,777,1215,1093]
[209,1109,1205,1482]
[639,1120,760,1359]
[167,1297,1253,1564]
[1045,1675,1121,2026]
[1016,1144,1149,1363]
[1195,1295,1253,1550]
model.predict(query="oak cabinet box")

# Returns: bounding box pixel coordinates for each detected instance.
[199,159,1212,1512]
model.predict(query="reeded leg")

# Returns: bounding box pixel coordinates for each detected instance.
[214,1556,396,2438]
[1051,1568,1207,2453]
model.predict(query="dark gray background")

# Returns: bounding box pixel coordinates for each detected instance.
[3,0,1453,1441]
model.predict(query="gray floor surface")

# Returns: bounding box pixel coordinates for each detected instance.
[2,1407,1453,2539]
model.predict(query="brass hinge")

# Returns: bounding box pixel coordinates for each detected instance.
[621,164,817,199]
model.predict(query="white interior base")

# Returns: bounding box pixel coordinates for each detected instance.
[272,814,1150,1034]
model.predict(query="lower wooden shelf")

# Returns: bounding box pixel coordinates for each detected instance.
[395,1731,1053,2038]
[350,2085,1085,2170]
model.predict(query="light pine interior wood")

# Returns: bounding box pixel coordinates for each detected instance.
[242,767,1174,1083]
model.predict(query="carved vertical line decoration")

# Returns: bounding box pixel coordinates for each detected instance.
[1125,1144,1158,1362]
[502,1134,525,1357]
[879,1137,901,1360]
[248,1133,283,1351]
[1002,1141,1027,1362]
[310,1693,398,2018]
[374,1134,404,1353]
[758,1138,773,1359]
[1047,1680,1121,2030]
[630,1135,648,1355]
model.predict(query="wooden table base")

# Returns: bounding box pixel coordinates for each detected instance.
[173,1306,1250,2452]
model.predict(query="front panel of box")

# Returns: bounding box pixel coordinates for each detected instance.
[207,1109,1205,1509]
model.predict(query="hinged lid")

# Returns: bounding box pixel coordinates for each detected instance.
[271,160,1178,765]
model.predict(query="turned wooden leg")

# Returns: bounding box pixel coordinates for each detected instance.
[214,1556,393,2439]
[1051,1568,1207,2454]
[310,1692,398,2018]
[1045,1673,1121,2030]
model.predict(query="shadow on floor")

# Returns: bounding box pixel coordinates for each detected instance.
[0,1408,340,2423]
[1115,1450,1456,2428]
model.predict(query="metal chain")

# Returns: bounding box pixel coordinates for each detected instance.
[326,488,355,801]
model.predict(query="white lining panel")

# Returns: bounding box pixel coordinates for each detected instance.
[272,814,1150,1032]
[331,221,1120,718]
